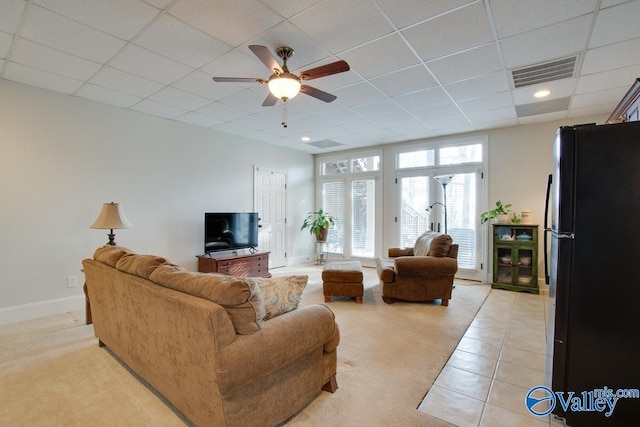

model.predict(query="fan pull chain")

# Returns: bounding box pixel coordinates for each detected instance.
[281,101,288,128]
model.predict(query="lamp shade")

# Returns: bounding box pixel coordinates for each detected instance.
[434,175,454,186]
[268,73,301,100]
[90,202,132,230]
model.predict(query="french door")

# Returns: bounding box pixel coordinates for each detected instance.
[397,167,483,281]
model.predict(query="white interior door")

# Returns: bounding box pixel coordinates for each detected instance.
[254,166,287,268]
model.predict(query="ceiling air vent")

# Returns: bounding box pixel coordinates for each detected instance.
[511,56,578,88]
[308,139,342,149]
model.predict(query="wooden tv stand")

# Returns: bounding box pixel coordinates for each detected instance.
[197,251,271,277]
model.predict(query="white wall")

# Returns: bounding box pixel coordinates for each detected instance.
[0,79,314,324]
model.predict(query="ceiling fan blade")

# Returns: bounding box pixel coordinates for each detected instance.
[299,60,350,81]
[249,45,283,74]
[300,85,337,103]
[212,77,265,83]
[262,92,278,107]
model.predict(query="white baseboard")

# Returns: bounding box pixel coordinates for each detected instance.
[0,295,85,326]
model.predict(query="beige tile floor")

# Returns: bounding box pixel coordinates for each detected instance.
[418,288,564,427]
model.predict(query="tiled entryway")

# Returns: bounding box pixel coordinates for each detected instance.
[418,288,563,427]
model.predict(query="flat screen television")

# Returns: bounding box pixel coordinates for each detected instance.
[204,212,259,254]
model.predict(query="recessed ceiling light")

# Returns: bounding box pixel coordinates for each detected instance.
[301,136,310,142]
[534,89,551,98]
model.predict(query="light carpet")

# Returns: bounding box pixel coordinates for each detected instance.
[0,264,490,426]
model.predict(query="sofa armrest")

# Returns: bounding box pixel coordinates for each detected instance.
[394,256,458,277]
[388,247,414,257]
[216,304,338,394]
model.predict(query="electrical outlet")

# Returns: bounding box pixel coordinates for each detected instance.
[67,276,77,288]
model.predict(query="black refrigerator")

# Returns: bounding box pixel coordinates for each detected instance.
[545,121,640,427]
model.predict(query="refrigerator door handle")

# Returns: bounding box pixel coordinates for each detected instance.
[544,174,552,284]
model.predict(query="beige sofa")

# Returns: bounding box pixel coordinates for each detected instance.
[376,231,458,306]
[83,246,339,427]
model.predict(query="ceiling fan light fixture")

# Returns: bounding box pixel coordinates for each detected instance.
[268,73,301,100]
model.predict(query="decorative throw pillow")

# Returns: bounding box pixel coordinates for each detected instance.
[249,275,308,320]
[428,234,453,257]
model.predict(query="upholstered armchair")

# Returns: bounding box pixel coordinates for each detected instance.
[375,231,458,306]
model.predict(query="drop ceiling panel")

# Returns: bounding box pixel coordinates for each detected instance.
[174,70,246,101]
[402,2,494,62]
[21,5,126,63]
[76,84,141,108]
[376,0,474,29]
[0,0,26,33]
[4,62,83,94]
[289,0,394,54]
[575,65,640,94]
[589,0,640,48]
[500,15,593,69]
[131,99,187,119]
[394,87,452,112]
[490,0,597,38]
[427,43,503,85]
[174,112,223,128]
[109,44,194,84]
[11,38,101,81]
[445,71,510,101]
[89,66,164,98]
[581,37,640,75]
[370,65,438,97]
[512,78,577,105]
[0,31,13,58]
[167,0,284,47]
[149,86,212,111]
[458,91,513,114]
[333,82,387,108]
[340,34,420,79]
[33,0,160,40]
[134,14,232,68]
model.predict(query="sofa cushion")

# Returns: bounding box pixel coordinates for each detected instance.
[149,264,266,334]
[116,253,168,278]
[428,234,453,257]
[248,275,308,320]
[93,245,132,267]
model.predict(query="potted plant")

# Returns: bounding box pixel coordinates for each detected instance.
[480,200,512,224]
[300,209,336,242]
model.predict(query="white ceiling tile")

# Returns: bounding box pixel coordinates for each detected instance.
[445,71,511,101]
[0,31,12,58]
[145,0,173,8]
[370,65,438,97]
[174,70,246,101]
[340,34,419,79]
[11,38,101,80]
[168,0,284,47]
[501,15,592,69]
[589,0,640,48]
[600,0,628,8]
[402,2,494,62]
[196,101,249,121]
[490,0,597,38]
[376,0,474,29]
[518,111,568,125]
[33,0,160,40]
[428,43,502,85]
[568,103,615,118]
[90,66,163,98]
[394,87,452,111]
[4,61,82,93]
[575,65,640,94]
[149,86,212,110]
[134,14,231,68]
[413,103,465,123]
[259,0,321,18]
[21,5,126,63]
[352,99,407,119]
[473,118,518,131]
[202,48,268,80]
[332,82,387,107]
[289,0,394,54]
[76,83,141,107]
[130,99,187,118]
[0,0,26,33]
[174,112,223,128]
[212,121,253,135]
[458,91,513,114]
[109,44,194,84]
[571,86,629,109]
[581,37,640,75]
[219,88,271,113]
[467,106,517,123]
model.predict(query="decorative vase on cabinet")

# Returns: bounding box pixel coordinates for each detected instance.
[492,224,539,294]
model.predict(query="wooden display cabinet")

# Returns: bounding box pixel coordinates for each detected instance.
[197,251,271,277]
[492,224,539,294]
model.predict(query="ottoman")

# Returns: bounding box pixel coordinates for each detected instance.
[322,260,364,304]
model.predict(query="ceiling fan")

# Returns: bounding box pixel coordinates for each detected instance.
[212,45,350,107]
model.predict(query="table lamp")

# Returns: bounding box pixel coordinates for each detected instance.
[90,202,132,245]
